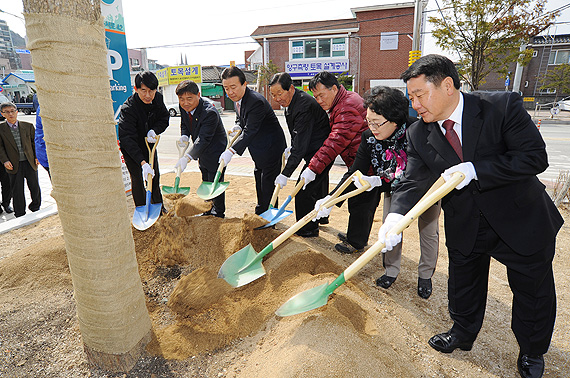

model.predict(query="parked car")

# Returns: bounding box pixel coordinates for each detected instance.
[556,96,570,111]
[166,97,223,117]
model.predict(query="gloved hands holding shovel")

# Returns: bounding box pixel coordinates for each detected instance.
[219,148,235,166]
[141,162,154,184]
[378,213,405,252]
[283,146,292,160]
[442,162,477,190]
[300,168,316,190]
[146,129,158,143]
[274,174,288,189]
[313,195,332,221]
[228,125,241,138]
[177,135,189,148]
[353,175,381,191]
[175,153,194,172]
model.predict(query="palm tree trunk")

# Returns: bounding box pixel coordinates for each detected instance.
[22,0,151,372]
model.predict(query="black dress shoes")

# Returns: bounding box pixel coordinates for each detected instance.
[517,353,544,378]
[2,204,13,213]
[428,331,474,353]
[295,228,319,237]
[375,274,397,289]
[418,278,432,299]
[318,216,329,225]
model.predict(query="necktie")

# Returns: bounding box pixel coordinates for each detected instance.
[235,102,241,116]
[442,120,463,161]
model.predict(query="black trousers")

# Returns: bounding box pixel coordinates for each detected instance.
[9,160,41,217]
[200,164,225,215]
[0,165,11,207]
[253,159,282,215]
[448,215,556,355]
[346,185,382,249]
[123,152,162,207]
[295,162,331,232]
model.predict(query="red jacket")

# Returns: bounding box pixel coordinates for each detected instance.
[308,85,367,174]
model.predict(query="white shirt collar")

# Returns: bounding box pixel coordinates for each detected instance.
[438,92,464,142]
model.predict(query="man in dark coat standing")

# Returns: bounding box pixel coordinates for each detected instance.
[378,54,563,378]
[219,66,286,215]
[269,72,331,237]
[174,80,228,217]
[0,102,41,217]
[118,71,169,208]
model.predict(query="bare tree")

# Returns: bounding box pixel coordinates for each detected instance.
[22,0,151,371]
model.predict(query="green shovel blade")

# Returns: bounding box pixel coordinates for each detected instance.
[196,180,229,200]
[275,274,346,317]
[218,243,273,287]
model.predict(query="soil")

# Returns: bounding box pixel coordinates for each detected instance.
[1,171,569,378]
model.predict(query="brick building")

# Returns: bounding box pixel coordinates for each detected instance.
[250,3,415,97]
[479,34,570,106]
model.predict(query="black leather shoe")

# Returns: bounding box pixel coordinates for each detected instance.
[517,353,544,378]
[337,232,347,242]
[428,331,473,353]
[334,241,362,254]
[375,274,397,289]
[201,209,224,218]
[3,204,13,213]
[418,278,432,299]
[295,228,319,237]
[318,217,329,225]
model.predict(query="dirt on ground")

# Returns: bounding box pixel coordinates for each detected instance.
[0,171,569,378]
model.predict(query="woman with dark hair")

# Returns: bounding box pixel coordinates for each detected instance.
[314,86,441,299]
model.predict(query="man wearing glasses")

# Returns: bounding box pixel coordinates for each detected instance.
[0,102,41,218]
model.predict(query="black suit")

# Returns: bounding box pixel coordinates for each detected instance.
[231,87,286,214]
[390,91,563,355]
[181,98,227,214]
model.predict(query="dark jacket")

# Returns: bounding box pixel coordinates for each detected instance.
[231,87,286,168]
[118,92,169,164]
[308,85,367,174]
[282,88,330,177]
[181,98,227,172]
[391,91,563,256]
[0,120,37,174]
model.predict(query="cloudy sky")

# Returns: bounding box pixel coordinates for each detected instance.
[2,0,569,67]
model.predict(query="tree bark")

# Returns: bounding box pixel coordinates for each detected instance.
[22,0,151,372]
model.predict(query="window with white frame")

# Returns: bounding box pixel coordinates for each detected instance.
[290,37,346,59]
[548,50,570,65]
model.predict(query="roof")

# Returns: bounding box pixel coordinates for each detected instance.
[200,66,257,84]
[1,71,35,84]
[530,34,570,45]
[251,18,359,39]
[350,2,414,17]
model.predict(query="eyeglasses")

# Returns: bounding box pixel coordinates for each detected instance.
[366,118,389,129]
[1,110,17,114]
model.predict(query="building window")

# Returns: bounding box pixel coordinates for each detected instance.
[532,50,538,57]
[290,37,346,59]
[548,50,570,65]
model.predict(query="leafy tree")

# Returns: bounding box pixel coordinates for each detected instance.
[337,71,353,91]
[429,0,558,90]
[256,60,280,98]
[539,63,570,101]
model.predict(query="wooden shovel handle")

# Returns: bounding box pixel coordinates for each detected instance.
[269,153,288,208]
[343,172,464,281]
[227,128,242,148]
[145,135,160,190]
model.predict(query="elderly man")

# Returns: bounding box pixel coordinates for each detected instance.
[0,102,41,217]
[219,66,286,215]
[299,71,367,247]
[269,72,331,237]
[379,54,562,378]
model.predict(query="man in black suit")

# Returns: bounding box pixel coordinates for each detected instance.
[378,55,563,378]
[0,102,41,217]
[174,80,228,217]
[219,67,286,215]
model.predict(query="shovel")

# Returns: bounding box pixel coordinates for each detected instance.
[218,171,371,288]
[255,179,303,230]
[275,172,465,317]
[132,136,163,231]
[257,153,291,228]
[162,139,191,195]
[196,129,242,200]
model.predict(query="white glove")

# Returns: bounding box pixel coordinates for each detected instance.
[300,168,316,190]
[313,195,332,221]
[283,147,292,160]
[174,154,193,172]
[146,129,157,143]
[274,173,288,189]
[219,148,235,166]
[378,213,405,252]
[353,175,381,191]
[442,162,477,190]
[177,135,189,148]
[141,163,154,183]
[228,125,241,138]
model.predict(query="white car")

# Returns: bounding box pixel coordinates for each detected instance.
[556,96,570,111]
[166,97,223,117]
